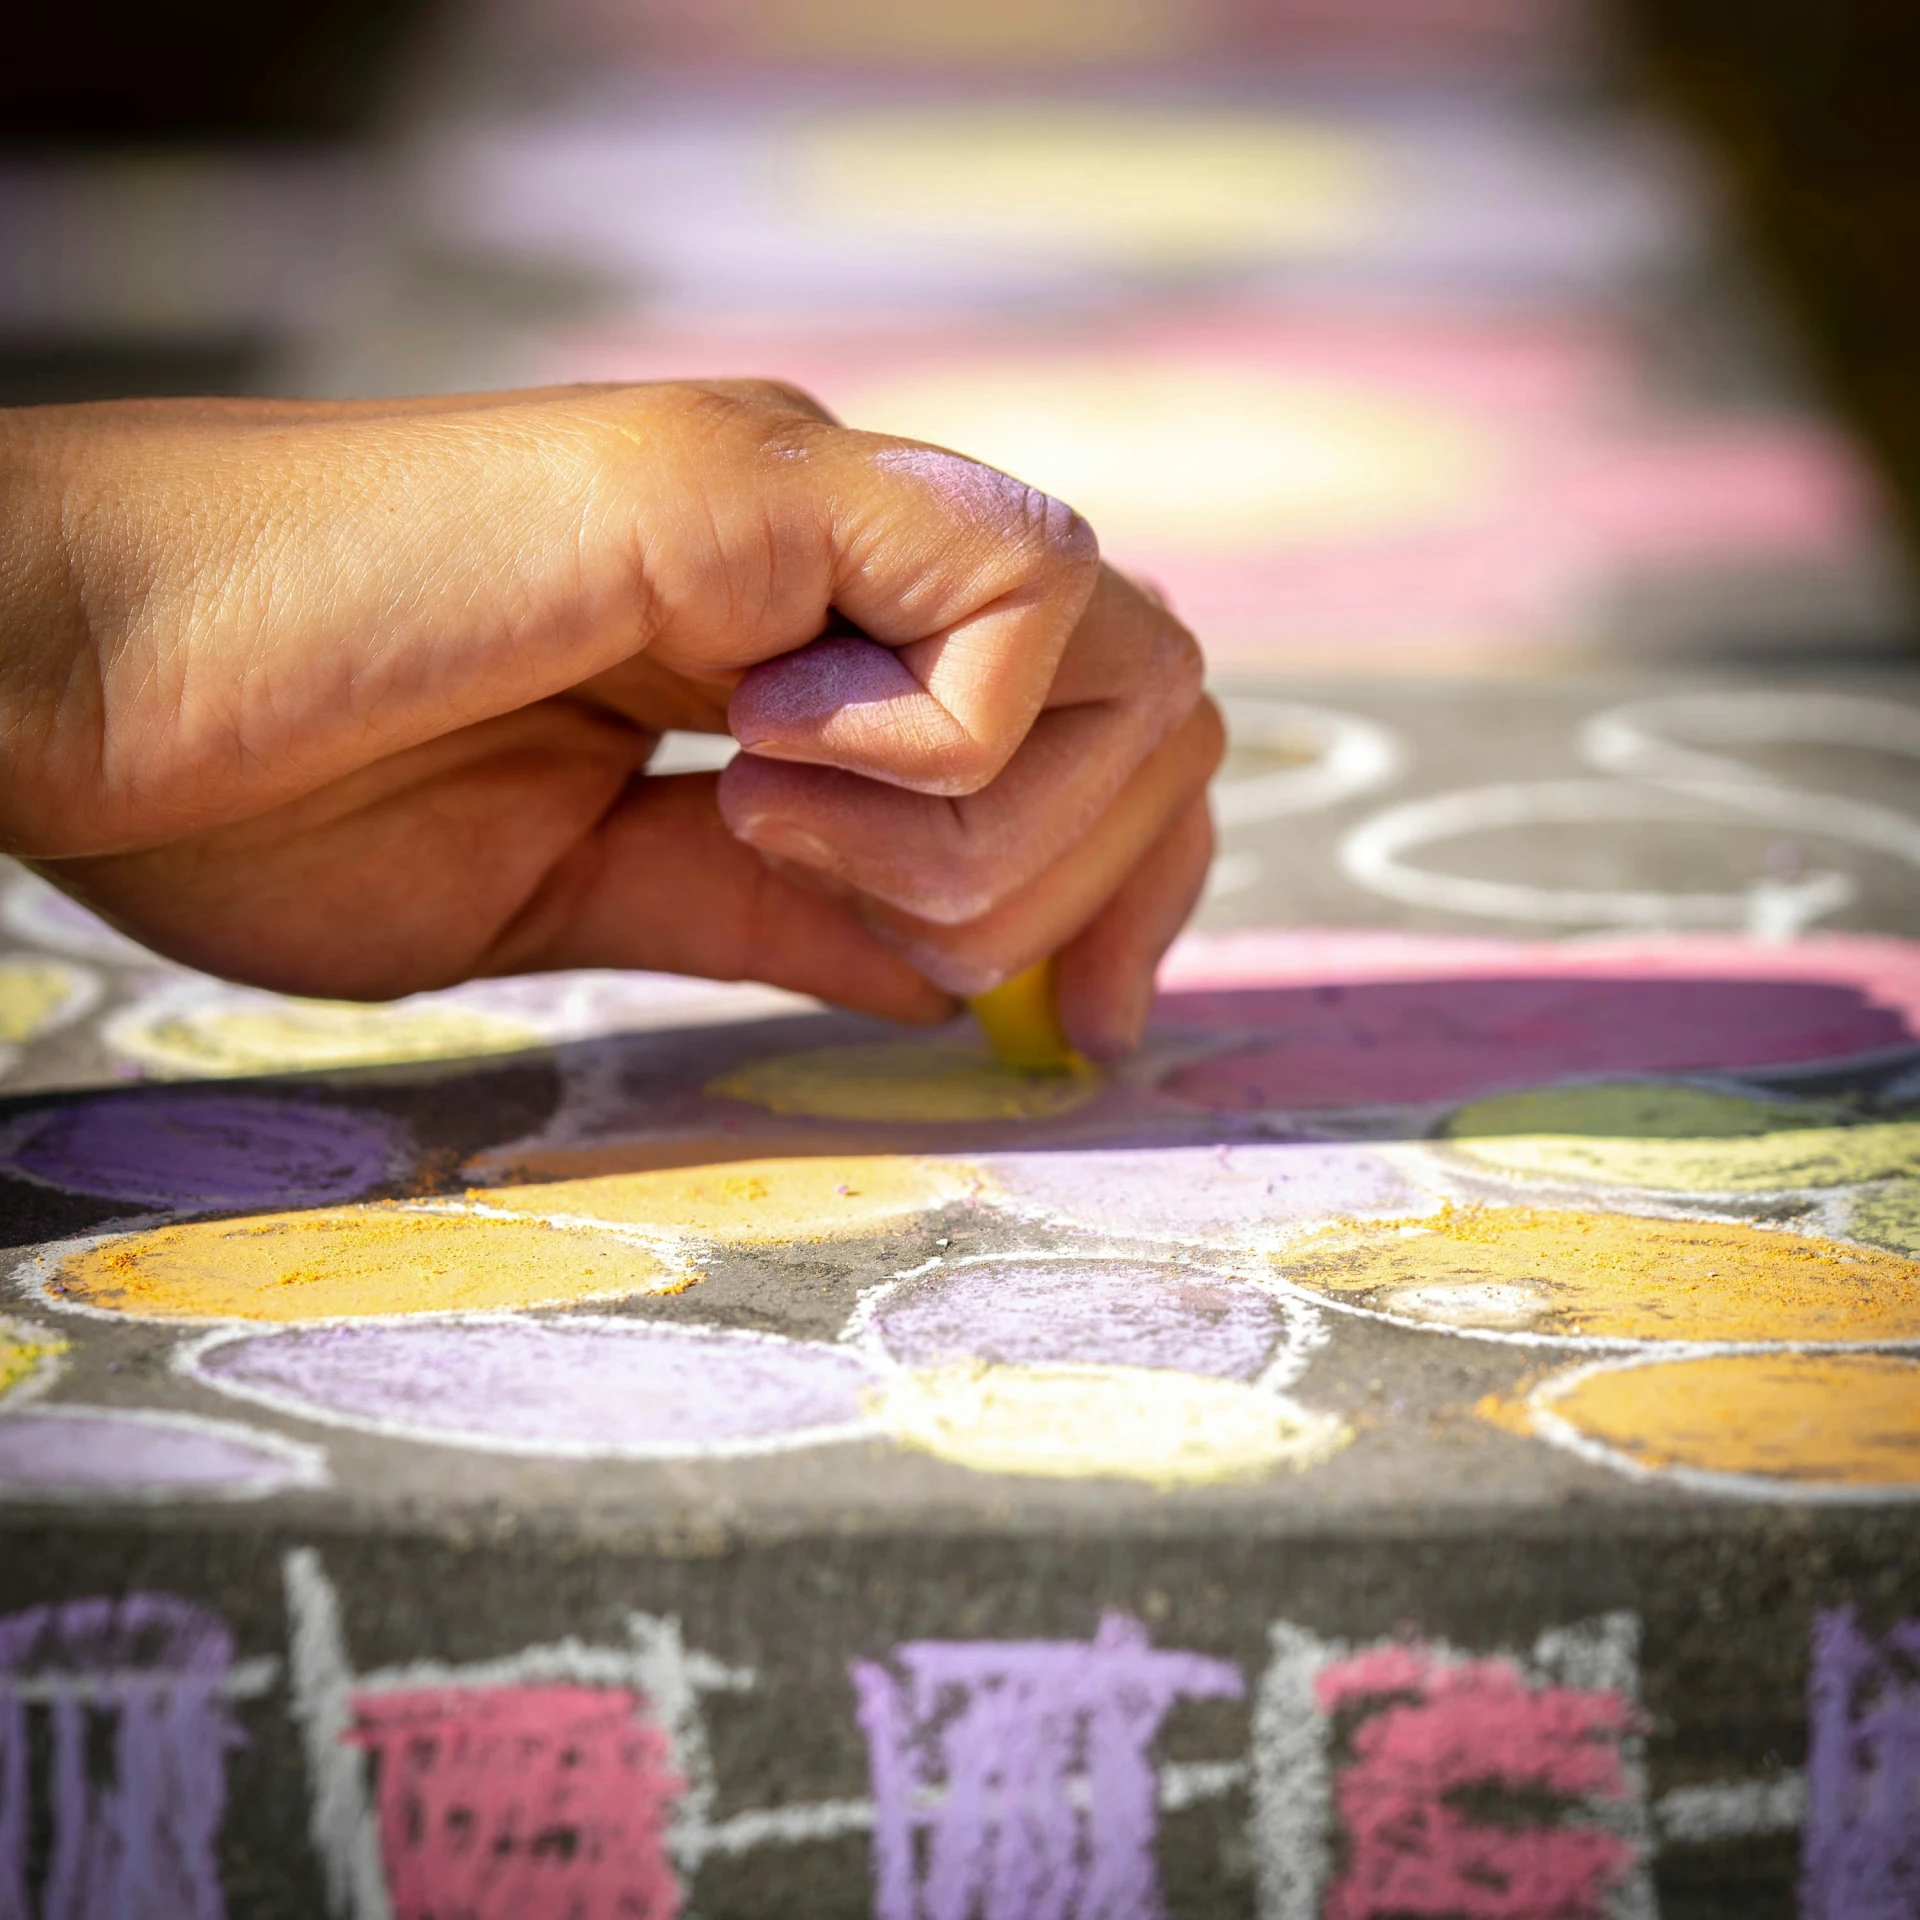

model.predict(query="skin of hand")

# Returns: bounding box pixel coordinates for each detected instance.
[0,380,1221,1059]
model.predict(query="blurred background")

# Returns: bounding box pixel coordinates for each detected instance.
[4,0,1917,677]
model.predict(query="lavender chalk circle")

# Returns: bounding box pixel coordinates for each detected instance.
[874,1257,1298,1381]
[0,1407,326,1500]
[188,1317,880,1458]
[3,1092,403,1208]
[973,1144,1428,1241]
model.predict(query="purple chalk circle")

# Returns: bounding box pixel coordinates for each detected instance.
[0,1406,326,1500]
[2,1092,403,1208]
[870,1256,1304,1382]
[970,1144,1430,1241]
[187,1316,882,1457]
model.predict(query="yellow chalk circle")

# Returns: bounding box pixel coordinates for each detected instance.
[1531,1352,1920,1491]
[54,1207,691,1323]
[797,106,1380,263]
[108,996,542,1077]
[0,1326,64,1401]
[0,960,95,1045]
[1850,1181,1920,1257]
[470,1156,976,1245]
[872,1361,1349,1487]
[1282,1205,1920,1346]
[843,364,1495,557]
[707,1044,1099,1124]
[1445,1082,1918,1193]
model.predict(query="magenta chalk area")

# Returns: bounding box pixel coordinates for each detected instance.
[979,1145,1421,1237]
[5,1092,401,1209]
[192,1319,877,1455]
[0,1410,317,1497]
[877,1259,1285,1379]
[1162,975,1913,1111]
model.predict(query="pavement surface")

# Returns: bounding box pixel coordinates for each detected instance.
[4,6,1920,1916]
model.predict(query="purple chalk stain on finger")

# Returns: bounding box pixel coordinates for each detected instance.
[0,1408,321,1496]
[877,1257,1284,1379]
[871,445,1088,549]
[731,633,925,747]
[6,1092,400,1208]
[191,1319,878,1456]
[976,1144,1425,1238]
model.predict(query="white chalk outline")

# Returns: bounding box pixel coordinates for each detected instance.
[182,1313,886,1463]
[0,1091,415,1215]
[1252,1612,1653,1920]
[0,1403,329,1503]
[1521,1348,1920,1503]
[843,1245,1332,1397]
[1339,685,1920,937]
[9,1206,703,1330]
[957,1139,1449,1256]
[1655,1770,1806,1843]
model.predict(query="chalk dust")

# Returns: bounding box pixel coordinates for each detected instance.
[1283,1204,1920,1344]
[707,1044,1099,1124]
[470,1155,975,1244]
[1541,1352,1920,1485]
[59,1207,690,1322]
[1445,1081,1917,1192]
[872,1361,1349,1487]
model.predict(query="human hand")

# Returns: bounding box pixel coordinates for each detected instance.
[0,381,1219,1057]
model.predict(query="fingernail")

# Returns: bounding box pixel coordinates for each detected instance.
[755,851,855,903]
[858,911,1006,997]
[732,816,841,874]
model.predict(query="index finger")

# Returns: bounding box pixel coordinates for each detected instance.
[713,436,1102,797]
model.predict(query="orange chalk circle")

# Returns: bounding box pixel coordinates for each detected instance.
[52,1207,693,1323]
[468,1156,977,1244]
[706,1045,1100,1124]
[1527,1352,1920,1494]
[1279,1205,1920,1346]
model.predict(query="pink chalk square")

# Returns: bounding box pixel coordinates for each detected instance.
[1316,1645,1640,1920]
[349,1684,683,1920]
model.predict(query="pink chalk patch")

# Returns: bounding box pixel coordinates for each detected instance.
[1155,931,1920,1109]
[349,1684,683,1920]
[1317,1646,1639,1920]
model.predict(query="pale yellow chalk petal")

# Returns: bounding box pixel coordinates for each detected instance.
[798,107,1382,264]
[0,960,92,1044]
[708,1045,1099,1124]
[1534,1352,1920,1487]
[1850,1180,1920,1257]
[1283,1205,1920,1345]
[1445,1082,1917,1192]
[109,999,542,1077]
[471,1156,977,1244]
[56,1207,690,1323]
[872,1361,1349,1486]
[0,1328,64,1400]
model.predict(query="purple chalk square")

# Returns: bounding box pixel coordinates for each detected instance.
[190,1317,880,1458]
[4,1091,403,1208]
[0,1407,325,1499]
[875,1258,1288,1380]
[974,1143,1428,1240]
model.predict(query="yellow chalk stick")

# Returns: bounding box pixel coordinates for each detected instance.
[967,958,1086,1074]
